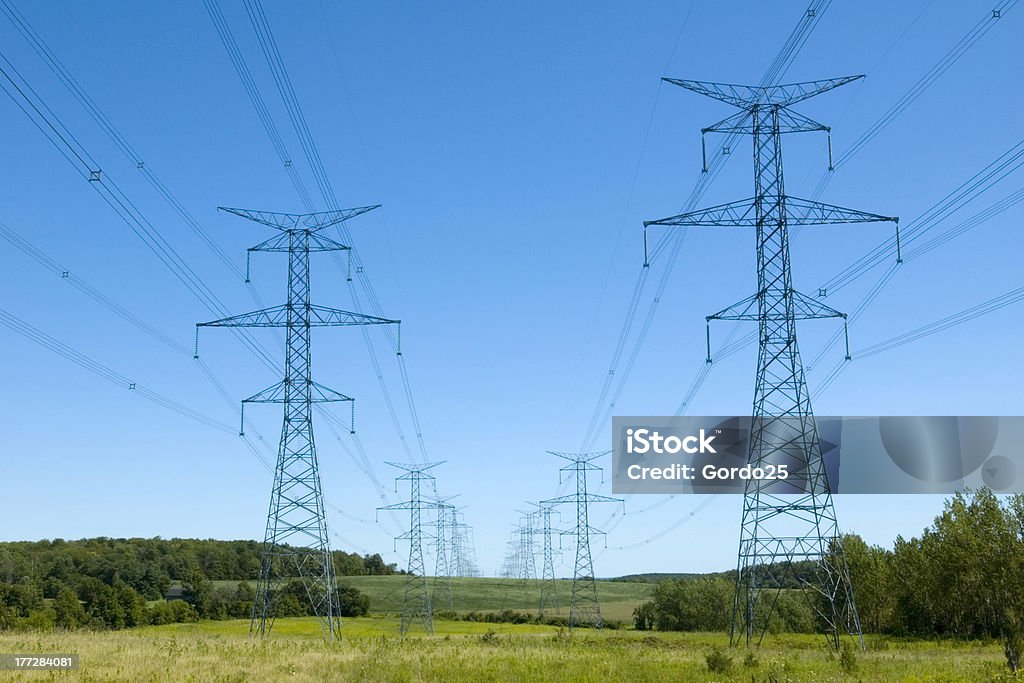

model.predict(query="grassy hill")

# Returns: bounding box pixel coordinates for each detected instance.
[344,575,654,622]
[205,576,655,623]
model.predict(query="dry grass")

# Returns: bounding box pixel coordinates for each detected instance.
[0,618,1013,682]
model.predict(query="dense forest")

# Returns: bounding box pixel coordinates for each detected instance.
[0,538,398,630]
[634,489,1024,671]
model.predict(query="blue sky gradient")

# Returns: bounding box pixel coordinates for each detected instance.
[1,1,1022,576]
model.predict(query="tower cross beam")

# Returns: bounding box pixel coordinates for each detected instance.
[219,205,380,231]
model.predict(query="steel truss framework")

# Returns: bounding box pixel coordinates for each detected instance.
[197,207,397,641]
[645,77,900,650]
[378,461,444,635]
[536,504,560,616]
[542,451,623,630]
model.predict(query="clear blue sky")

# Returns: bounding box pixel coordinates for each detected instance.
[1,1,1022,577]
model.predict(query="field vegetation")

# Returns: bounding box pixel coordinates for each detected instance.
[0,618,1014,682]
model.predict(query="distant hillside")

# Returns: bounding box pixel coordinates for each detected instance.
[0,537,400,630]
[611,571,731,583]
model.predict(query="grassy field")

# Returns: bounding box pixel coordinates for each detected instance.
[207,576,654,623]
[346,575,653,623]
[0,617,1014,682]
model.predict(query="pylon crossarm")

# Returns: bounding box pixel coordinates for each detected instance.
[547,450,610,462]
[701,108,825,144]
[663,75,862,108]
[663,78,763,108]
[198,304,398,328]
[775,109,830,134]
[581,493,624,504]
[708,294,760,321]
[219,205,380,231]
[790,289,846,319]
[703,110,755,135]
[785,196,897,225]
[242,380,354,404]
[249,231,351,253]
[644,198,758,227]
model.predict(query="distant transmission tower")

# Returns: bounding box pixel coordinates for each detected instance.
[431,497,456,610]
[536,503,560,616]
[542,451,623,629]
[196,206,398,640]
[378,461,443,635]
[448,507,467,578]
[645,77,900,649]
[514,510,538,585]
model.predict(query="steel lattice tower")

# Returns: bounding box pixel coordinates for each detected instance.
[378,461,443,635]
[537,503,559,616]
[542,451,622,629]
[515,510,538,585]
[449,508,468,578]
[196,206,398,640]
[431,497,455,610]
[645,77,900,649]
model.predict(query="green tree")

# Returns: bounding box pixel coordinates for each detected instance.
[647,577,733,631]
[842,534,895,633]
[337,583,370,617]
[53,588,87,629]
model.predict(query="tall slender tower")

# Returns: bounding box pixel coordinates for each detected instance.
[432,497,455,611]
[378,461,443,635]
[644,78,900,649]
[542,451,622,629]
[537,503,559,616]
[196,207,398,640]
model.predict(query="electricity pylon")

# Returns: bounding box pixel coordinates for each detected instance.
[448,506,469,577]
[378,461,443,635]
[645,77,901,649]
[196,206,398,640]
[514,509,538,585]
[542,451,623,629]
[535,503,560,616]
[431,496,456,611]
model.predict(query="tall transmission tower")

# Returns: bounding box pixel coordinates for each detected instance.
[536,503,560,616]
[196,206,398,640]
[542,451,623,629]
[431,497,456,611]
[378,461,443,635]
[644,77,900,649]
[448,506,468,577]
[514,509,538,585]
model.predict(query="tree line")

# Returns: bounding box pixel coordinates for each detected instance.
[634,490,1024,671]
[0,537,396,631]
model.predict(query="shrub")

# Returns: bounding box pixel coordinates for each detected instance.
[839,641,858,674]
[705,647,733,674]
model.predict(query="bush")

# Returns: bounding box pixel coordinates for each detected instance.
[337,584,370,617]
[633,601,656,631]
[705,647,733,674]
[647,577,733,631]
[839,641,858,674]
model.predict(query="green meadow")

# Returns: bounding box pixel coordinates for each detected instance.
[0,618,1011,682]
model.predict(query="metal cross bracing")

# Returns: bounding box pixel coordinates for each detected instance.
[514,509,539,585]
[196,206,399,641]
[431,496,457,611]
[377,461,444,635]
[448,507,473,578]
[645,77,901,650]
[542,451,623,630]
[535,503,560,616]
